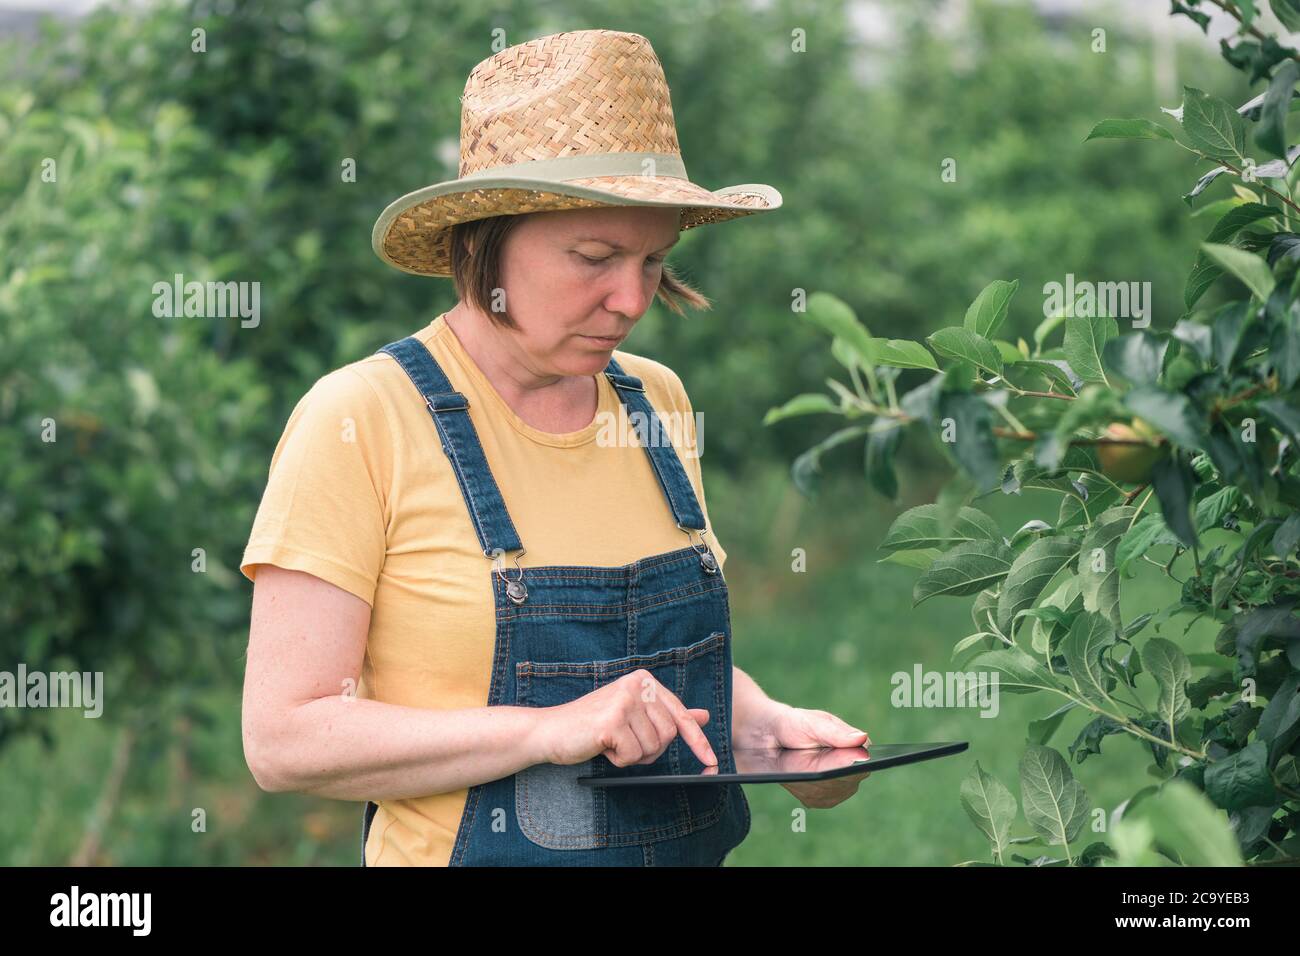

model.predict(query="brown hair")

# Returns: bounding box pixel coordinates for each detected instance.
[448,213,711,330]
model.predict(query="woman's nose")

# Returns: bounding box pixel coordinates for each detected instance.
[604,264,658,316]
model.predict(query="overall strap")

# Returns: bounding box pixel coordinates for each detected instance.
[603,357,707,531]
[377,336,712,565]
[377,336,525,558]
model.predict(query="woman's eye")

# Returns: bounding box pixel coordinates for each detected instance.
[576,253,665,266]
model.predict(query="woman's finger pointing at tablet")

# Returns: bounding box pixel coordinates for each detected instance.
[647,677,717,767]
[632,674,717,767]
[536,668,717,769]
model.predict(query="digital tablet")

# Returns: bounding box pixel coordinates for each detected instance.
[576,741,969,787]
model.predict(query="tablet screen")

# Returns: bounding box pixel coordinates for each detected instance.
[576,741,968,786]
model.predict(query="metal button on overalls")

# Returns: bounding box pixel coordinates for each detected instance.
[360,335,751,866]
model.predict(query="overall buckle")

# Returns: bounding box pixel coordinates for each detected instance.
[490,547,529,604]
[677,523,718,574]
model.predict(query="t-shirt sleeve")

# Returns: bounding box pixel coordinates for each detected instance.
[240,366,394,606]
[663,367,729,573]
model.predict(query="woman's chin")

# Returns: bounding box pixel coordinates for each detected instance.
[563,350,618,374]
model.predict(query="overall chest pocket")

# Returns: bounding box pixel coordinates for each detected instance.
[513,632,732,850]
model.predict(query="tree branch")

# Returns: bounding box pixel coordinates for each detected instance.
[1206,0,1300,62]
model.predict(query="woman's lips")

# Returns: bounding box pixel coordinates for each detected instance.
[582,334,622,346]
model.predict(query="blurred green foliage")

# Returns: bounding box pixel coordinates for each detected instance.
[0,0,1235,863]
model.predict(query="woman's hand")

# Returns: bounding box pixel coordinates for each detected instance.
[533,668,718,770]
[736,701,873,809]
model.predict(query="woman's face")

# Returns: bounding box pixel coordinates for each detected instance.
[496,205,682,377]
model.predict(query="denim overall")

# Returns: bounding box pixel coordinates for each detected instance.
[360,335,751,866]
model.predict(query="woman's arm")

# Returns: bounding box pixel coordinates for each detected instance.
[241,564,549,801]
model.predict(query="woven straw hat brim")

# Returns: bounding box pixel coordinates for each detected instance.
[372,174,782,278]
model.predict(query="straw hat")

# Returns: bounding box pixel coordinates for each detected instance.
[371,28,783,277]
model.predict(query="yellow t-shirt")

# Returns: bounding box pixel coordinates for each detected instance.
[240,312,727,866]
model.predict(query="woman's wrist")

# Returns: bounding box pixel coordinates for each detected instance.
[732,667,792,749]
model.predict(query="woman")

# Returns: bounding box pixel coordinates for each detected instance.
[240,29,871,867]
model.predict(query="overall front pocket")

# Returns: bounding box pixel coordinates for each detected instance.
[513,632,732,850]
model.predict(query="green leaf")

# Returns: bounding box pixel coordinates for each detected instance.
[992,340,1023,366]
[1020,744,1091,847]
[1272,300,1300,390]
[962,279,1020,339]
[960,762,1017,864]
[1064,315,1119,386]
[1188,197,1245,220]
[1203,740,1277,811]
[1275,0,1300,33]
[1180,86,1246,163]
[790,425,871,499]
[804,292,876,367]
[1083,118,1175,143]
[1173,318,1213,363]
[1063,612,1118,707]
[880,503,1002,552]
[1077,506,1136,629]
[970,646,1062,695]
[953,631,997,666]
[1127,780,1245,865]
[1258,397,1300,446]
[763,392,840,425]
[877,548,941,570]
[1273,513,1300,558]
[971,587,999,633]
[1190,201,1279,306]
[927,327,1004,377]
[1194,486,1242,533]
[1121,386,1204,449]
[913,539,1016,605]
[864,421,902,500]
[996,535,1082,635]
[1008,455,1093,497]
[1212,298,1257,372]
[1234,596,1298,677]
[1008,518,1053,548]
[1068,715,1126,764]
[1182,164,1231,206]
[1170,0,1212,31]
[869,337,939,371]
[1256,58,1300,159]
[1058,473,1120,529]
[936,391,1001,492]
[830,336,863,373]
[1257,672,1300,766]
[1116,513,1180,572]
[1151,455,1198,549]
[1200,242,1276,302]
[1102,331,1168,386]
[1031,578,1084,655]
[1029,701,1078,746]
[1142,637,1191,733]
[1033,312,1067,352]
[1011,359,1079,395]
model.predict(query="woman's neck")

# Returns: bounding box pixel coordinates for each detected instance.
[442,302,598,432]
